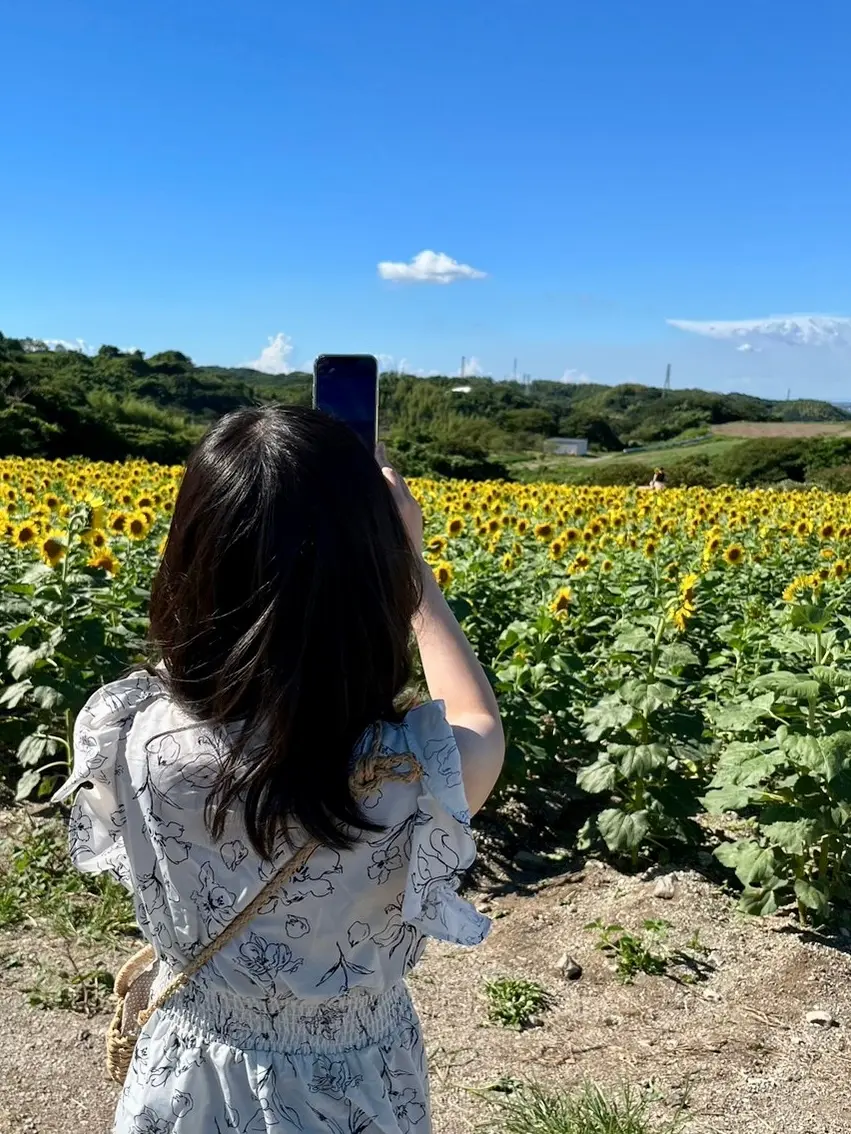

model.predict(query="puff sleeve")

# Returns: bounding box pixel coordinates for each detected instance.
[52,675,157,889]
[399,700,490,947]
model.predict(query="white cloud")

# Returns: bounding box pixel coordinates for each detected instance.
[560,367,591,383]
[377,249,487,285]
[24,338,95,354]
[244,332,294,375]
[735,343,759,353]
[668,314,851,348]
[458,356,484,377]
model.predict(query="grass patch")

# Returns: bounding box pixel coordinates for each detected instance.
[0,815,135,943]
[483,977,550,1029]
[486,1080,687,1134]
[25,962,115,1015]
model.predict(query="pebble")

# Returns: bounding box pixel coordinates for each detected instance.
[555,952,583,981]
[805,1010,837,1027]
[514,850,548,869]
[702,989,722,1002]
[653,875,677,900]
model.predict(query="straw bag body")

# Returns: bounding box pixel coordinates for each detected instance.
[104,754,420,1084]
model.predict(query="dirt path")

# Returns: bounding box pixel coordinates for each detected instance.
[3,863,851,1133]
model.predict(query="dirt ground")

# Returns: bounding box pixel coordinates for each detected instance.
[3,861,851,1134]
[711,421,851,439]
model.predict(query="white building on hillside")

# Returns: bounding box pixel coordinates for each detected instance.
[548,437,589,457]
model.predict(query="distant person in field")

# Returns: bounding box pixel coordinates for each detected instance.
[54,406,504,1134]
[649,468,667,490]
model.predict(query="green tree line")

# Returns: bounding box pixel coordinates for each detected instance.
[0,332,847,481]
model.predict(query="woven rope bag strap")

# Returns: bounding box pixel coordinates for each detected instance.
[136,751,421,1028]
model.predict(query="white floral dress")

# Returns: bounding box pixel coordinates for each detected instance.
[54,671,490,1134]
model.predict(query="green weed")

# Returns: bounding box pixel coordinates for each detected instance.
[483,977,550,1029]
[586,920,671,983]
[486,1080,687,1134]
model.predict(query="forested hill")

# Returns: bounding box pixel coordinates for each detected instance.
[0,332,846,478]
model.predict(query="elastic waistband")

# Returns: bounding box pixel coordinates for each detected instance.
[151,980,415,1055]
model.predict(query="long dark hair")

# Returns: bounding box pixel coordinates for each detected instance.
[149,405,422,857]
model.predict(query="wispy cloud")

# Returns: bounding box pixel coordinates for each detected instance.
[458,356,484,377]
[377,250,487,285]
[668,314,851,348]
[244,332,294,375]
[29,338,95,354]
[560,367,592,383]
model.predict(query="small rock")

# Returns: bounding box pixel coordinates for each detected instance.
[653,875,677,900]
[806,1010,837,1027]
[702,989,722,1002]
[526,1014,544,1029]
[514,849,548,869]
[556,952,583,981]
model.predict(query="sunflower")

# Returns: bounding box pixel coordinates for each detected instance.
[427,535,447,556]
[679,573,699,605]
[84,528,109,550]
[434,561,453,589]
[501,553,514,572]
[782,575,808,603]
[548,539,565,561]
[550,586,573,615]
[600,559,613,574]
[109,510,129,535]
[820,521,836,540]
[39,532,67,568]
[643,539,657,559]
[12,521,38,547]
[446,516,464,536]
[83,494,106,531]
[88,551,120,575]
[671,602,695,633]
[723,544,745,566]
[126,511,150,540]
[534,522,554,543]
[833,560,848,580]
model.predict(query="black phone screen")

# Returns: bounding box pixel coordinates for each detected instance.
[313,355,378,450]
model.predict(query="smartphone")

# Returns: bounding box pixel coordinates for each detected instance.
[312,354,379,450]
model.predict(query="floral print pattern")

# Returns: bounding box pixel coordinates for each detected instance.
[54,674,490,1133]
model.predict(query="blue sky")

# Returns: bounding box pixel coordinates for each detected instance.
[3,1,851,398]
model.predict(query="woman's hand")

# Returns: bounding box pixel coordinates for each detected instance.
[376,444,423,553]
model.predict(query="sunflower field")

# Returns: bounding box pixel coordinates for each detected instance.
[2,456,851,925]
